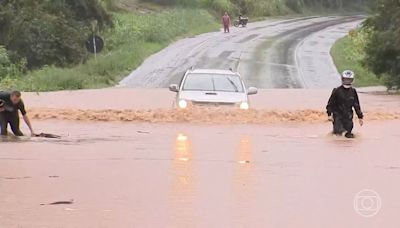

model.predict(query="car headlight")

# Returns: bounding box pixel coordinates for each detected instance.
[239,102,249,110]
[178,99,188,109]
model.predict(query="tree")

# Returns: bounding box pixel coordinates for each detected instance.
[0,0,112,69]
[364,0,400,88]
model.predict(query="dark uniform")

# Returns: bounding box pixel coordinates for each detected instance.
[326,85,363,135]
[0,92,26,136]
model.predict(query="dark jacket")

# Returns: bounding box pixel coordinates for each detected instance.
[0,91,27,115]
[326,86,363,119]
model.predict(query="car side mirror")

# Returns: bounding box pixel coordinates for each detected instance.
[247,87,258,95]
[169,84,179,92]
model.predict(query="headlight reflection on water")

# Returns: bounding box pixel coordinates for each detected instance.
[237,136,252,164]
[175,133,191,162]
[171,133,194,226]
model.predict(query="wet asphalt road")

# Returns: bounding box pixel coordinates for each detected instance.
[120,16,364,89]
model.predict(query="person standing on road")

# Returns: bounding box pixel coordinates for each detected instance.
[0,91,35,136]
[222,12,231,33]
[326,70,364,138]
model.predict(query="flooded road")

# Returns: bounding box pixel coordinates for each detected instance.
[3,88,399,227]
[1,120,400,227]
[2,14,400,227]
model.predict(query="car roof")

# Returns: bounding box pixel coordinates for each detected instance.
[188,69,239,76]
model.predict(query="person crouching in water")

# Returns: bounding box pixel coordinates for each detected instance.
[0,91,35,136]
[222,12,231,33]
[326,70,364,138]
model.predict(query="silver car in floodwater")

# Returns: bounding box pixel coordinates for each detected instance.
[169,69,257,110]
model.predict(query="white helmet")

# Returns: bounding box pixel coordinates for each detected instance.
[341,70,355,88]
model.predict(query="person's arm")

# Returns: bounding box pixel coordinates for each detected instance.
[353,89,364,126]
[22,114,35,135]
[326,88,337,120]
[19,101,35,136]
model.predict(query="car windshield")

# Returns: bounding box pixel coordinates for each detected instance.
[182,73,244,92]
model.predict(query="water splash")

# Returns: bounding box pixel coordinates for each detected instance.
[29,107,400,124]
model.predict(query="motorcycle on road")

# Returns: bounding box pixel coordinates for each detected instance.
[234,17,248,27]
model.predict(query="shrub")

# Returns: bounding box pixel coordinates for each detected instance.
[0,0,112,70]
[363,0,400,89]
[331,30,381,87]
[285,0,305,13]
[200,0,238,14]
[0,46,26,80]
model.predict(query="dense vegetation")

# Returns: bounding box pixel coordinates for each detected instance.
[332,0,400,89]
[363,0,400,88]
[0,0,112,69]
[331,30,381,87]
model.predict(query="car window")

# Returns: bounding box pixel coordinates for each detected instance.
[213,75,244,92]
[183,74,214,91]
[183,73,244,92]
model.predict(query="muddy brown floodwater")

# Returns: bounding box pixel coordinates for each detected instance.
[1,120,400,227]
[1,88,400,227]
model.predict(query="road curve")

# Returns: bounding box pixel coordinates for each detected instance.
[119,16,364,89]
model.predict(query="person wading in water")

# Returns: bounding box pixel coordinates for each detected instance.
[0,91,35,136]
[326,70,364,138]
